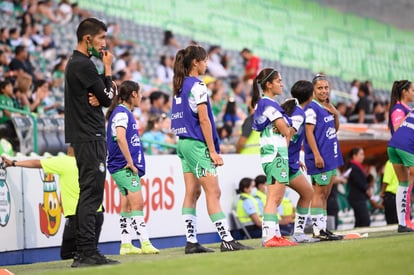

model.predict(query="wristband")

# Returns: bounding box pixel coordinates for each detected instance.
[12,160,16,167]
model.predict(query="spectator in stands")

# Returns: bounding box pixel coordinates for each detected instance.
[209,80,226,123]
[70,2,91,21]
[235,177,263,238]
[1,146,105,260]
[0,27,11,52]
[64,17,118,267]
[349,79,360,106]
[142,113,175,155]
[171,45,252,253]
[348,82,374,123]
[106,80,159,255]
[236,105,259,154]
[217,123,236,153]
[7,27,22,49]
[32,79,62,115]
[134,95,150,135]
[388,79,414,230]
[57,0,73,25]
[336,102,348,124]
[346,147,371,228]
[149,90,166,115]
[380,160,398,225]
[240,48,260,83]
[373,100,387,123]
[155,55,174,90]
[0,79,19,150]
[36,0,59,24]
[305,74,343,240]
[9,45,36,82]
[50,54,68,93]
[280,80,319,243]
[251,68,296,247]
[206,45,229,79]
[162,30,180,57]
[113,50,132,74]
[106,22,136,54]
[31,23,56,59]
[0,49,14,80]
[222,98,241,128]
[387,107,414,232]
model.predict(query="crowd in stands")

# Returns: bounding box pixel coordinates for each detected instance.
[0,1,395,158]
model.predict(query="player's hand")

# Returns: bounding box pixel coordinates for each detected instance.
[315,154,324,169]
[125,162,138,175]
[88,93,100,107]
[101,49,113,66]
[210,151,224,167]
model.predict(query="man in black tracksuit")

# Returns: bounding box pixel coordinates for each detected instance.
[64,17,118,267]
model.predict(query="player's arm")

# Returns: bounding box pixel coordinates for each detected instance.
[2,156,42,168]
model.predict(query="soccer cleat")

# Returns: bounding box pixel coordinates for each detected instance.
[263,236,298,247]
[71,250,120,268]
[398,225,414,233]
[120,243,142,255]
[313,229,343,241]
[185,242,215,254]
[291,232,320,243]
[220,240,254,252]
[141,241,160,254]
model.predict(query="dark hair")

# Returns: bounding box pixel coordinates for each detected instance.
[163,30,174,45]
[237,177,253,194]
[14,45,26,55]
[32,79,47,92]
[348,147,362,159]
[312,73,328,85]
[173,45,207,96]
[0,79,12,92]
[149,91,165,104]
[358,83,370,96]
[76,17,107,42]
[145,113,161,132]
[106,80,140,120]
[251,68,279,109]
[281,80,313,116]
[388,80,412,130]
[254,174,266,188]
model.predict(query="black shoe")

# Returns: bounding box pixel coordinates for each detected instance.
[184,242,215,254]
[313,229,343,241]
[71,250,120,268]
[220,240,254,252]
[398,225,414,233]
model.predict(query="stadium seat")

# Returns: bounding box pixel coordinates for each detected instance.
[10,116,34,155]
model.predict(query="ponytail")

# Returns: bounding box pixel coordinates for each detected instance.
[173,49,186,96]
[388,80,411,129]
[251,68,279,109]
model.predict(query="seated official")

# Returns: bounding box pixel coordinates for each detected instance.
[235,177,263,238]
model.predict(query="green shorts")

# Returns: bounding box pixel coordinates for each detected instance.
[289,169,302,181]
[388,147,414,167]
[311,169,337,186]
[262,148,289,185]
[111,168,141,195]
[177,138,217,178]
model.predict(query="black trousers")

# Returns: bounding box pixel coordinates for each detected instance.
[349,200,371,227]
[61,213,104,259]
[73,140,106,253]
[383,192,398,225]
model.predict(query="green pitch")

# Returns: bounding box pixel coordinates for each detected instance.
[3,231,413,275]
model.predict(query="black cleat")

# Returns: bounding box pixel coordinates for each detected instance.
[185,242,215,254]
[71,250,120,268]
[313,229,343,241]
[220,240,254,252]
[398,225,414,233]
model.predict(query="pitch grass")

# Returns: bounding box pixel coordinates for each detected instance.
[4,231,413,275]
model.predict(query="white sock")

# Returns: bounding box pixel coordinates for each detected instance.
[129,213,150,243]
[262,220,276,242]
[293,213,307,234]
[311,214,324,235]
[119,215,131,244]
[182,214,198,243]
[396,185,409,226]
[213,218,233,242]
